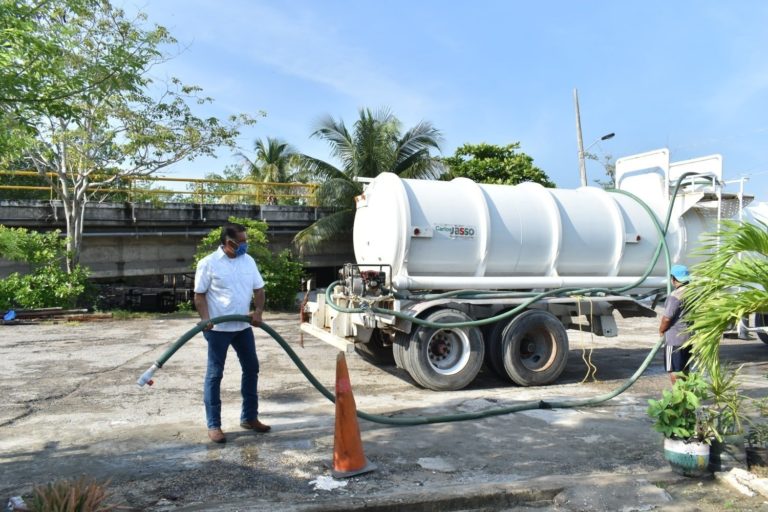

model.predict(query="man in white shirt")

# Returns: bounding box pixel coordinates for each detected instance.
[194,222,270,443]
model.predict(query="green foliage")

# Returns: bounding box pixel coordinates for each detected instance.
[708,364,748,435]
[294,107,444,254]
[684,220,768,376]
[176,300,193,312]
[0,226,89,309]
[647,372,715,441]
[0,265,89,310]
[0,169,51,200]
[747,423,768,448]
[0,0,101,158]
[441,142,555,187]
[192,164,250,204]
[2,0,257,271]
[0,226,64,263]
[238,137,305,203]
[589,153,617,189]
[193,217,304,310]
[27,477,117,512]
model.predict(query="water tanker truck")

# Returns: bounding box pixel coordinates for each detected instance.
[300,148,766,391]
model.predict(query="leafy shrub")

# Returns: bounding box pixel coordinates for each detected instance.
[0,226,89,309]
[647,372,716,441]
[193,217,305,311]
[176,300,194,312]
[259,249,305,310]
[747,423,768,449]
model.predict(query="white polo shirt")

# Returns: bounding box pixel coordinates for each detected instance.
[194,247,265,332]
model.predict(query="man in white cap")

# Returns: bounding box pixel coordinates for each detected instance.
[658,264,692,384]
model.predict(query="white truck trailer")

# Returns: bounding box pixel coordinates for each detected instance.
[300,148,764,391]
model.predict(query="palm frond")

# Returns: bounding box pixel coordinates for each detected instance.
[311,114,356,171]
[392,121,443,178]
[301,107,442,249]
[235,150,259,178]
[298,155,347,182]
[684,220,768,375]
[352,107,398,177]
[395,151,445,179]
[316,177,361,209]
[292,208,356,255]
[396,121,442,156]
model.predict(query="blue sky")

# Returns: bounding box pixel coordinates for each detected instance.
[122,1,768,198]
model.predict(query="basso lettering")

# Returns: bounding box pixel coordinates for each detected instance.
[434,224,476,239]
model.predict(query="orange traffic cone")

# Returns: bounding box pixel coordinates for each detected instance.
[331,351,377,478]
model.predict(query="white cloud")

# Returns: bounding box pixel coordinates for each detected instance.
[139,0,434,116]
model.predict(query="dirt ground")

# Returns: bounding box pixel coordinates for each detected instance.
[1,311,768,511]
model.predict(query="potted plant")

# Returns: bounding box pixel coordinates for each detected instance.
[707,364,748,472]
[647,371,716,476]
[746,422,768,476]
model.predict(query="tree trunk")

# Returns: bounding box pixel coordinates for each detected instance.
[59,178,88,273]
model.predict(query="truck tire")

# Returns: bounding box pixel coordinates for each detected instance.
[756,313,768,344]
[405,308,485,391]
[484,319,512,381]
[393,332,410,370]
[354,329,395,365]
[500,310,569,386]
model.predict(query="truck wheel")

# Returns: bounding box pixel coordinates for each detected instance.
[355,329,395,365]
[406,308,484,391]
[393,332,410,370]
[484,319,512,381]
[756,313,768,344]
[500,310,568,386]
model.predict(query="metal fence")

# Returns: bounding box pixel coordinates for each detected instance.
[0,171,319,206]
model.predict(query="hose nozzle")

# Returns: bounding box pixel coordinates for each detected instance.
[137,363,159,387]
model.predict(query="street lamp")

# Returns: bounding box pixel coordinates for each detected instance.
[578,132,615,187]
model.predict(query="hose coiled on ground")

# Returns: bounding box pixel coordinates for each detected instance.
[138,314,664,425]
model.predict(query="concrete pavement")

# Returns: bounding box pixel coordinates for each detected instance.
[1,312,767,511]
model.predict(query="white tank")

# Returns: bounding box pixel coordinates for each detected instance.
[353,172,713,291]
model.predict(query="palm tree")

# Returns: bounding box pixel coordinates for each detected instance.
[294,107,444,254]
[238,137,302,204]
[684,220,768,375]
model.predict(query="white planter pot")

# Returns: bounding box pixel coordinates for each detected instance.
[663,437,710,477]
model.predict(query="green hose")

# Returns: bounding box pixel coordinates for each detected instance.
[138,313,664,425]
[136,172,701,425]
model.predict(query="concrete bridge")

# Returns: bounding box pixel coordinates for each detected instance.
[0,200,353,282]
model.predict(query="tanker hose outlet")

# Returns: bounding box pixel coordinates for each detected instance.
[137,363,159,387]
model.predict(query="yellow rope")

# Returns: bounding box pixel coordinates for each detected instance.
[576,298,598,383]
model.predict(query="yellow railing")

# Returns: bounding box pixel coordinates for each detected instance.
[0,171,319,206]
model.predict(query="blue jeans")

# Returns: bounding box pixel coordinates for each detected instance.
[203,328,260,429]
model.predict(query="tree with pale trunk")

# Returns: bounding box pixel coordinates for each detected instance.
[1,0,256,271]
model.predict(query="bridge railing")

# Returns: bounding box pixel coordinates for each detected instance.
[0,171,319,206]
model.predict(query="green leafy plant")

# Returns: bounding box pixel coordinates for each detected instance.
[193,217,304,310]
[26,477,117,512]
[0,226,89,309]
[259,249,304,310]
[746,423,768,449]
[756,398,768,417]
[708,364,748,436]
[175,300,193,313]
[3,1,257,272]
[647,372,717,442]
[440,142,554,187]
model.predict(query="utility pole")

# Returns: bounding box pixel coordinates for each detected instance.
[574,88,587,187]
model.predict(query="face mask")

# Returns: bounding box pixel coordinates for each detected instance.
[235,242,248,257]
